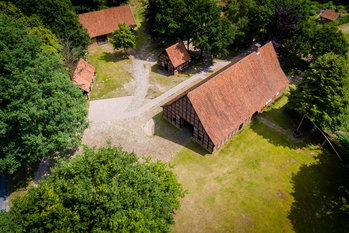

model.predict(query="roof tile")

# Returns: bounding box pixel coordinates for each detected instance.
[72,58,95,92]
[78,5,136,38]
[164,42,289,145]
[320,9,340,21]
[165,41,191,68]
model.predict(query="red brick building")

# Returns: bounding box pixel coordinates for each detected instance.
[162,42,289,152]
[78,5,136,46]
[320,9,340,23]
[158,41,191,75]
[72,58,96,98]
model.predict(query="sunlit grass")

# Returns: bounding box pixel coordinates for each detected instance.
[87,45,134,100]
[170,95,346,233]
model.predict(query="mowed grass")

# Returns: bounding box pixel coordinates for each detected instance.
[170,96,348,232]
[87,45,134,100]
[147,64,189,99]
[260,91,297,130]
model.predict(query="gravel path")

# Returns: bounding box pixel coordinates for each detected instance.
[126,58,150,111]
[88,48,254,123]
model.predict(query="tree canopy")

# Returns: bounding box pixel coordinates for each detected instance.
[145,0,236,56]
[110,23,136,52]
[0,1,62,55]
[71,0,128,14]
[0,145,184,232]
[288,53,349,130]
[0,15,87,174]
[10,0,90,57]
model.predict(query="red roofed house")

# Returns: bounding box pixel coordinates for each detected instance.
[161,42,289,152]
[320,9,340,23]
[78,5,136,46]
[73,58,96,98]
[158,41,191,75]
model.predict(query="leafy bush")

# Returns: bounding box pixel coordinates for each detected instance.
[0,145,185,232]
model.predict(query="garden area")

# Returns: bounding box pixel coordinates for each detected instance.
[170,94,349,233]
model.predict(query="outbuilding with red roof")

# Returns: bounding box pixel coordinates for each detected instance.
[72,58,96,98]
[158,41,191,75]
[162,42,289,152]
[320,9,340,23]
[78,5,136,46]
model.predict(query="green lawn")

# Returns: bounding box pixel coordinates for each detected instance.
[260,90,297,130]
[339,23,349,43]
[87,45,133,100]
[170,96,348,232]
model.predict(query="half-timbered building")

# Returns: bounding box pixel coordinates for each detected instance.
[78,5,136,46]
[162,42,289,152]
[158,41,191,75]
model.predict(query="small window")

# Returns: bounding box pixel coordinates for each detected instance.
[198,136,202,141]
[172,117,176,122]
[239,123,243,130]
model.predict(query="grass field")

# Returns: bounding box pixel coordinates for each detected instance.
[170,95,348,233]
[87,45,134,100]
[339,23,349,43]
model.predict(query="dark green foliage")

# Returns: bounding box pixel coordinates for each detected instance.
[283,20,348,67]
[71,0,106,13]
[223,0,254,46]
[288,53,349,130]
[71,0,128,14]
[146,0,236,56]
[185,0,236,56]
[0,1,62,55]
[265,4,300,48]
[151,0,187,44]
[110,23,136,51]
[1,145,185,232]
[0,15,87,174]
[10,0,90,57]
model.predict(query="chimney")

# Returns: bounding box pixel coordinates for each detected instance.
[254,43,261,55]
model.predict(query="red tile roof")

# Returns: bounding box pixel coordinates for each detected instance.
[78,5,136,38]
[164,42,289,145]
[165,41,191,68]
[73,58,95,92]
[219,0,227,6]
[320,9,340,21]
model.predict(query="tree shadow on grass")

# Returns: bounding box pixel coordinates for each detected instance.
[151,64,170,77]
[152,112,208,156]
[100,51,129,63]
[288,151,349,233]
[251,102,324,150]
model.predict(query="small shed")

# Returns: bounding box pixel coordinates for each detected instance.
[320,9,340,23]
[158,41,191,75]
[72,58,96,98]
[78,5,136,46]
[162,42,289,152]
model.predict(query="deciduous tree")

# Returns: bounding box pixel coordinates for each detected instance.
[0,145,185,232]
[110,23,136,52]
[288,53,349,130]
[10,0,90,57]
[0,15,87,174]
